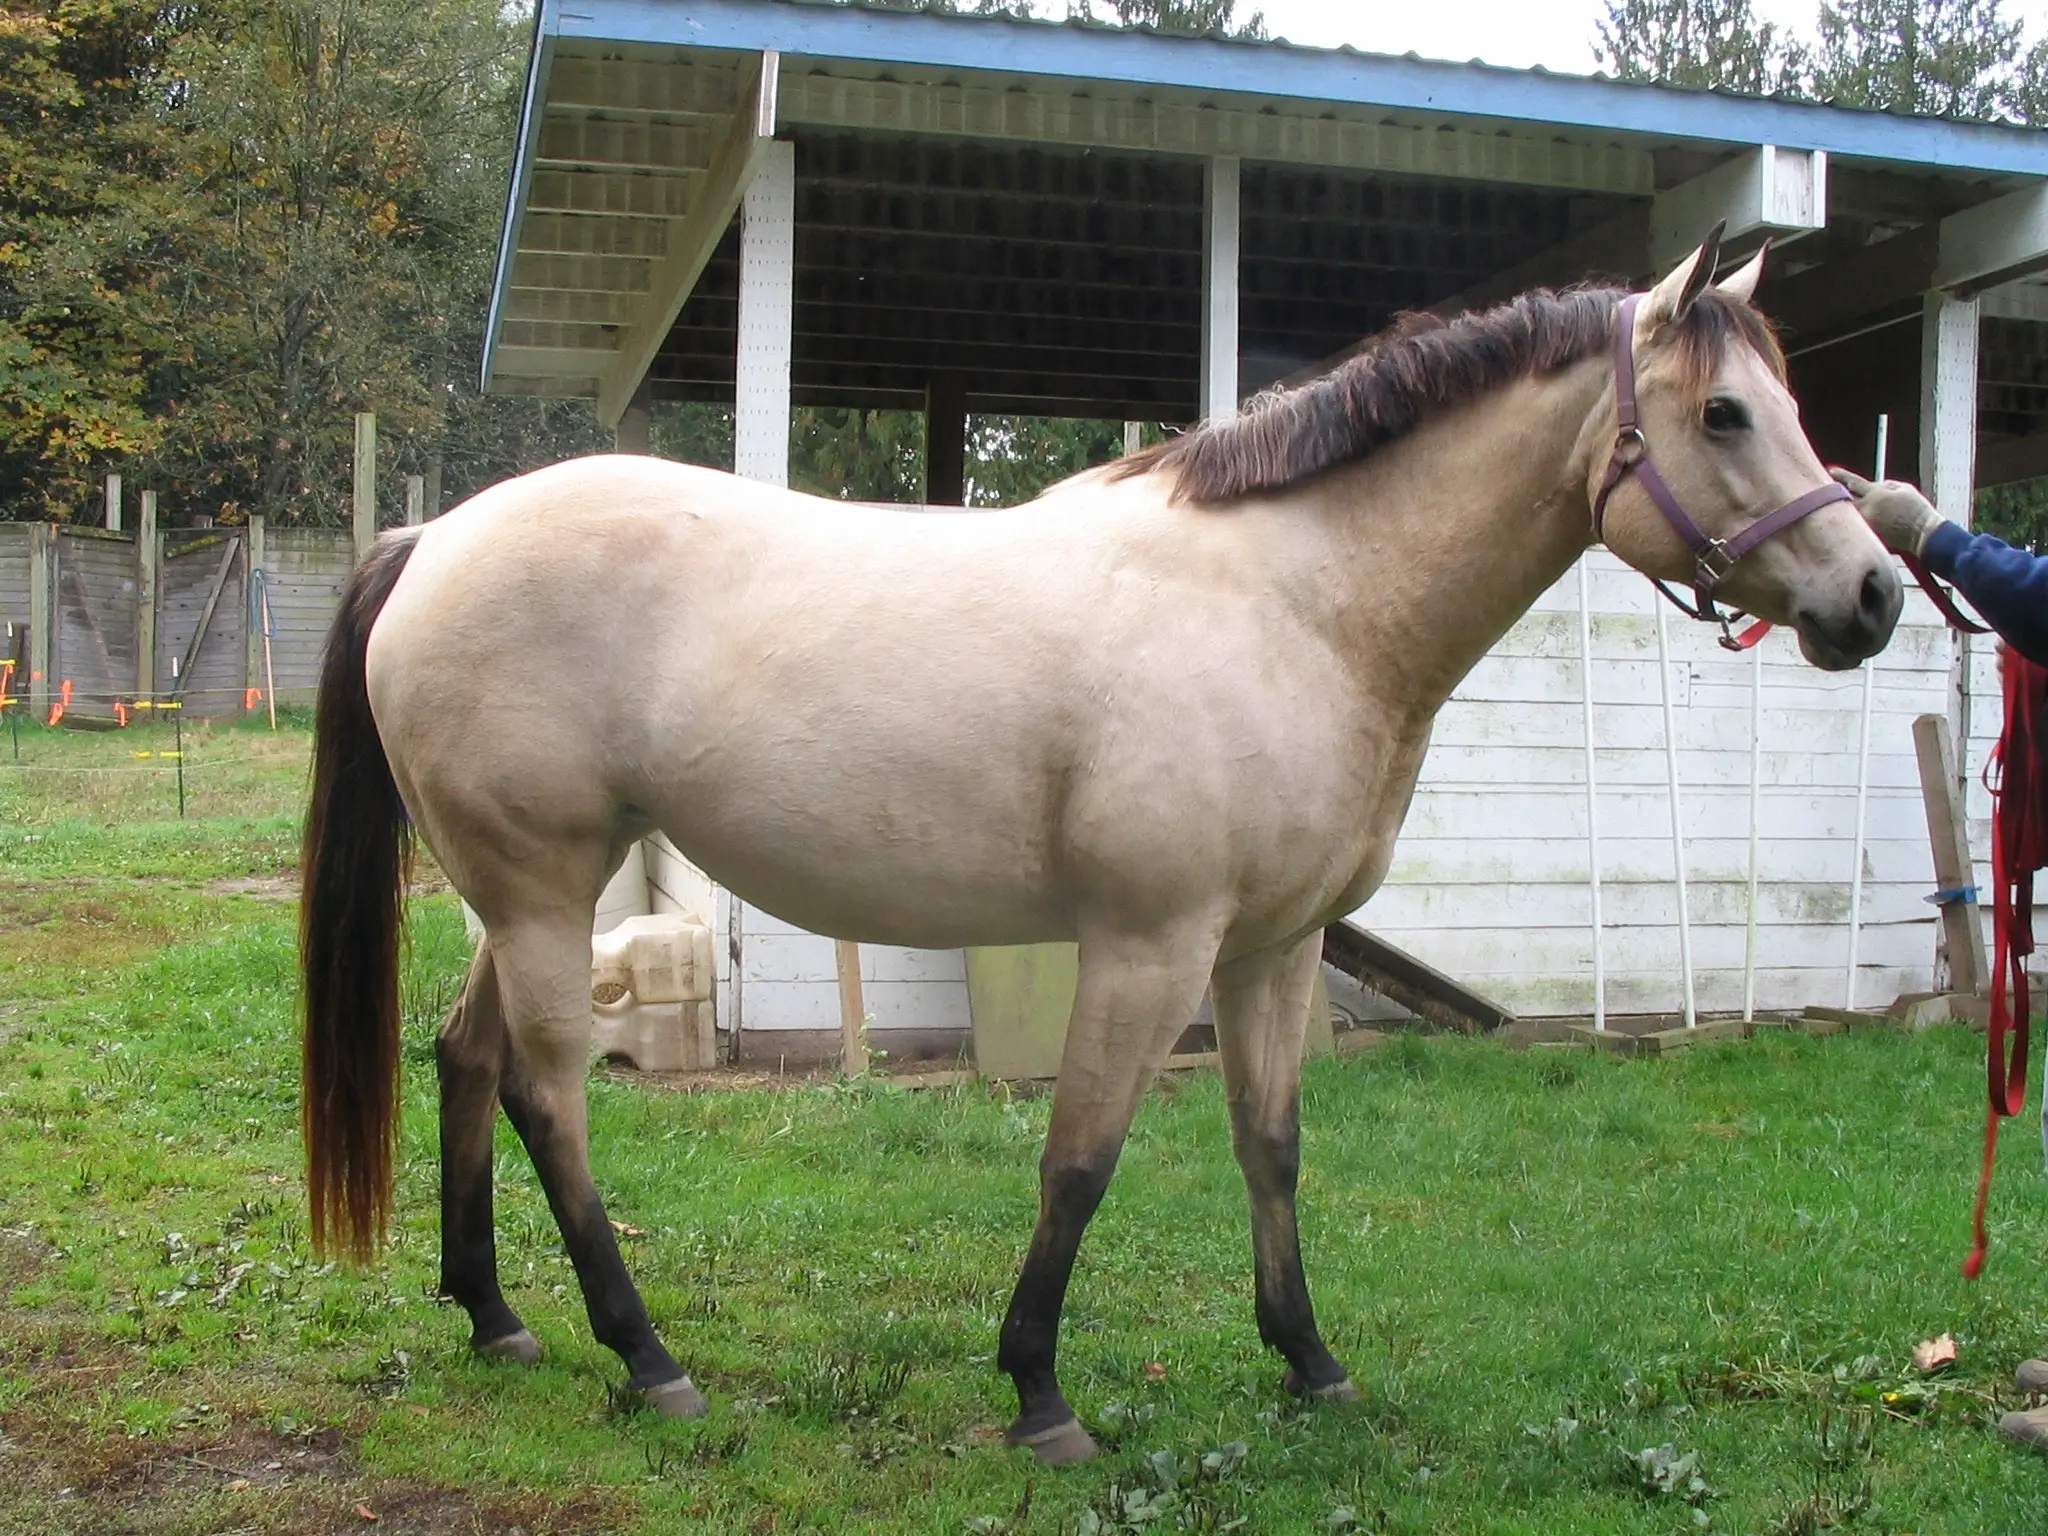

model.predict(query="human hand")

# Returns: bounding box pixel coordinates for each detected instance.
[1829,468,1946,558]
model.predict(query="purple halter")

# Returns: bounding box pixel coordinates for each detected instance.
[1592,292,1853,651]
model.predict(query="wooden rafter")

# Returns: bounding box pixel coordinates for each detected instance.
[597,50,780,428]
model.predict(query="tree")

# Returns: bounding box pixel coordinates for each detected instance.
[1069,0,1266,39]
[0,0,190,518]
[1596,0,1805,91]
[1812,0,2026,117]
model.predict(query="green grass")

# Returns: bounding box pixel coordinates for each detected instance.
[2,724,2047,1532]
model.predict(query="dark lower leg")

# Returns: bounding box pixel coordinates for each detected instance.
[437,1039,525,1348]
[997,1158,1113,1438]
[1235,1113,1346,1393]
[435,963,527,1352]
[499,1079,686,1392]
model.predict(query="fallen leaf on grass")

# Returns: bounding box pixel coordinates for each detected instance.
[1144,1362,1167,1382]
[1911,1334,1958,1372]
[609,1220,647,1239]
[224,1478,251,1492]
[354,1502,378,1522]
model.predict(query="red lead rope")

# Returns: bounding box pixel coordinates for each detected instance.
[1963,650,2047,1279]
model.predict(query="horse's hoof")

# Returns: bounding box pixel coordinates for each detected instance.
[1008,1416,1099,1466]
[639,1376,709,1419]
[474,1328,542,1366]
[1282,1369,1359,1404]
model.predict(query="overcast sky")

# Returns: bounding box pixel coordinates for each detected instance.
[1238,0,2048,75]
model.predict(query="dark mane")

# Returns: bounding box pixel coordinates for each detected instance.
[1119,286,1786,504]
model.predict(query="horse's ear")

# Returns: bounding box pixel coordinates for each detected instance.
[1715,242,1768,303]
[1642,220,1727,326]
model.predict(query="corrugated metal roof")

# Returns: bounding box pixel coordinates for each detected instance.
[743,0,2044,135]
[551,0,2046,175]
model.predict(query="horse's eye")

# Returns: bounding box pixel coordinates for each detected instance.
[1703,397,1750,435]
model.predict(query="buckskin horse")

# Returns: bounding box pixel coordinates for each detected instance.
[300,236,1900,1463]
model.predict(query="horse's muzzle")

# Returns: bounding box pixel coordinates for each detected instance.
[1795,560,1904,670]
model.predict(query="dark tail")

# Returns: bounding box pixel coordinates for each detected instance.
[301,529,422,1262]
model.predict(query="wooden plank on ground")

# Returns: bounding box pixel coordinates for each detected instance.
[1322,918,1517,1034]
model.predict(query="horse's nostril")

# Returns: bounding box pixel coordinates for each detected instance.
[1860,566,1890,621]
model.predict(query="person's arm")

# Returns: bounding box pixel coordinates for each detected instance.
[1831,469,2048,666]
[1919,522,2048,668]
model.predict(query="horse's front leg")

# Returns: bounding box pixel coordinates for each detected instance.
[1211,933,1356,1401]
[997,921,1219,1465]
[489,909,704,1417]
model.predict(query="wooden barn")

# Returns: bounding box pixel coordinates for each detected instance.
[481,0,2048,1064]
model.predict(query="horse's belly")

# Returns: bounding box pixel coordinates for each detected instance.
[640,779,1070,950]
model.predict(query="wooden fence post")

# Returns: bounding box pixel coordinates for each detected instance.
[246,515,265,704]
[137,491,158,700]
[1913,713,1988,995]
[27,522,51,717]
[353,412,377,562]
[104,473,122,532]
[405,475,424,526]
[835,941,867,1076]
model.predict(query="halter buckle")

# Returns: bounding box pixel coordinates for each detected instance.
[1694,538,1735,588]
[1613,427,1646,463]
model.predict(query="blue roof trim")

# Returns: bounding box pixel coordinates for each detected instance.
[482,0,557,391]
[556,0,2048,177]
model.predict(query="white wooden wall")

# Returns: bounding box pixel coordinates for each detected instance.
[1365,550,1958,1017]
[647,550,1983,1032]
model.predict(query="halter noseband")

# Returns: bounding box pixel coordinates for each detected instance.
[1591,292,1853,651]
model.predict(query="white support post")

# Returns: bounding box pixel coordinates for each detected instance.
[1654,601,1698,1029]
[103,474,121,533]
[404,475,425,527]
[726,133,796,1056]
[734,138,795,487]
[1922,295,1980,870]
[1577,560,1606,1031]
[1921,298,1979,527]
[1200,155,1240,423]
[1743,638,1763,1023]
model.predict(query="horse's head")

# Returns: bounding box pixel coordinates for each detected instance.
[1585,238,1901,670]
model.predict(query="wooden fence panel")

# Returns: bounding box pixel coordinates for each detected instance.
[262,528,353,706]
[0,524,29,681]
[51,529,138,721]
[156,530,246,719]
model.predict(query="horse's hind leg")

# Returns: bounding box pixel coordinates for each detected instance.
[998,922,1218,1465]
[1211,934,1355,1402]
[490,909,703,1418]
[436,941,538,1364]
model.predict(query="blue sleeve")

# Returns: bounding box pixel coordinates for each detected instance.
[1919,522,2048,668]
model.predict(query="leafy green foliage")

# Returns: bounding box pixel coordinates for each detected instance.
[0,0,186,516]
[1812,0,2030,117]
[1596,0,1807,92]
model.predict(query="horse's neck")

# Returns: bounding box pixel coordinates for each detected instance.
[1299,362,1604,717]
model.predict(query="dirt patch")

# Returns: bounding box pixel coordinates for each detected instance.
[211,875,300,900]
[0,1225,55,1289]
[1,1417,636,1535]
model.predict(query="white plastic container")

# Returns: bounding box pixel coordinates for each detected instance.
[590,913,717,1072]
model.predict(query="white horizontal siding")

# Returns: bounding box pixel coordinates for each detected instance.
[1355,550,1988,1018]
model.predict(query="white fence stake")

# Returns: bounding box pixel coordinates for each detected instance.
[1577,559,1606,1031]
[1744,636,1763,1022]
[1845,414,1888,1011]
[1655,598,1698,1028]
